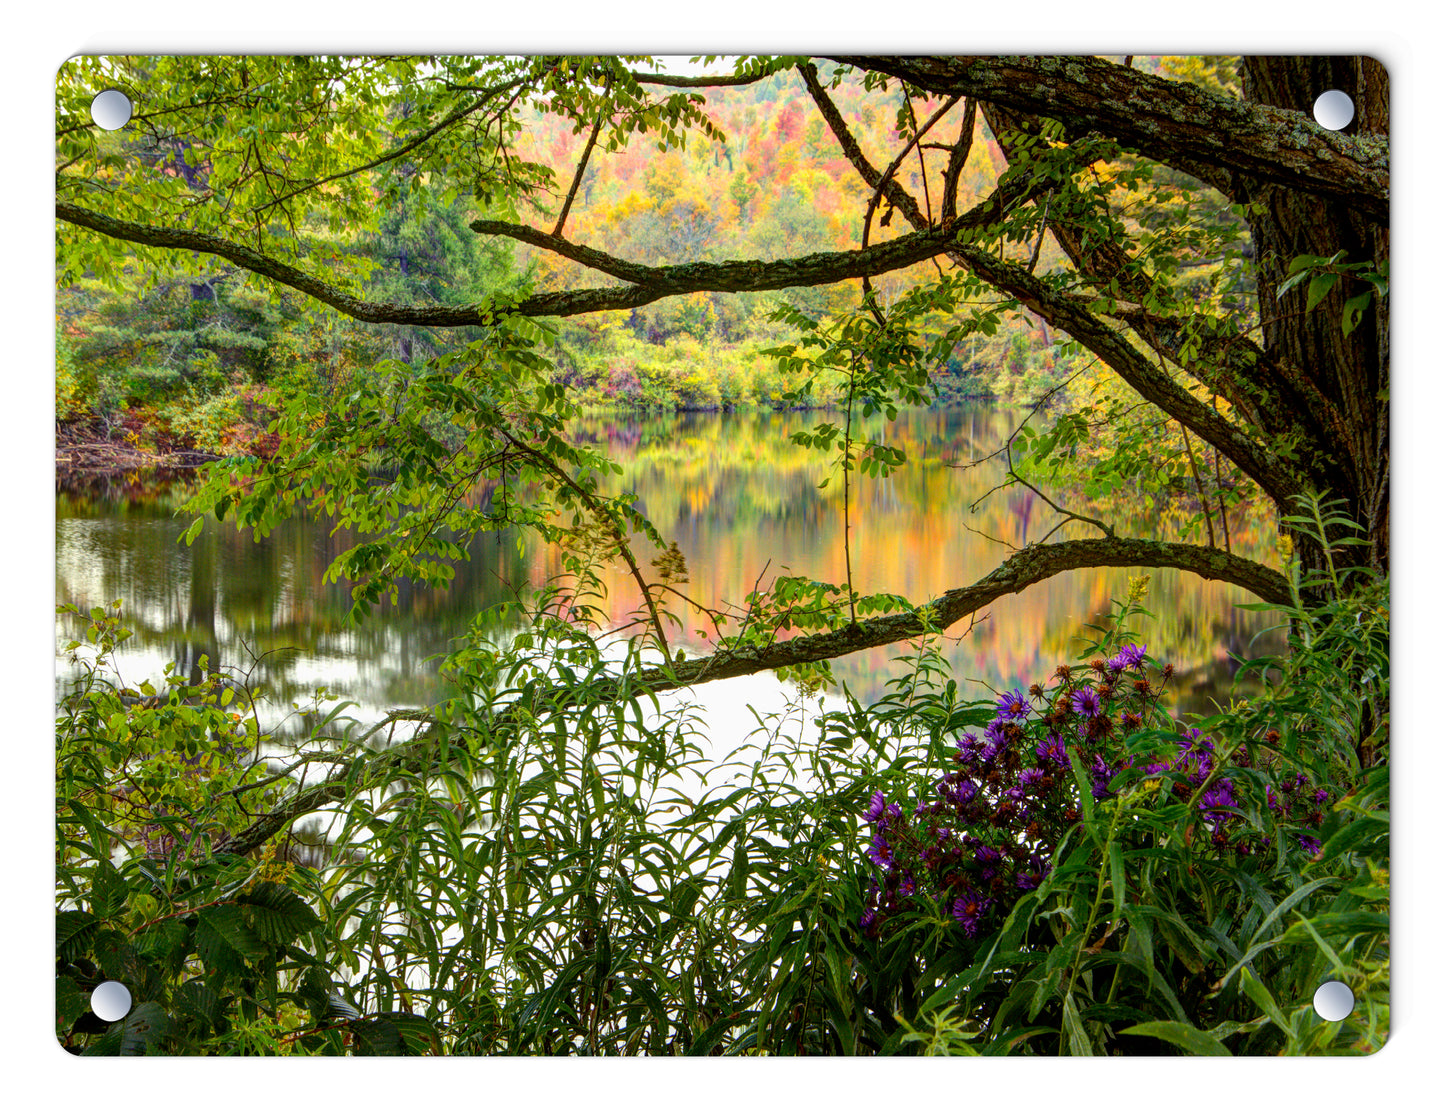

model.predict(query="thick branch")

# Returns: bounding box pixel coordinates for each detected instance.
[979,101,1347,496]
[58,200,968,324]
[830,55,1387,224]
[212,537,1288,858]
[953,246,1307,505]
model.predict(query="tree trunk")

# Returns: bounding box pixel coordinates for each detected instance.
[1240,56,1389,576]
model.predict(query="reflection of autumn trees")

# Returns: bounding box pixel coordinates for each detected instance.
[551,407,1280,699]
[57,406,1279,708]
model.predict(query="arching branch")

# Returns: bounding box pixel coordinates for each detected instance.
[953,245,1307,506]
[58,200,969,324]
[828,55,1388,223]
[211,537,1289,858]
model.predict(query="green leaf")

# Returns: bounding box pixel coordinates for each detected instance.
[83,1002,172,1056]
[1121,1020,1232,1055]
[351,1017,404,1055]
[195,904,265,974]
[1315,817,1388,865]
[1280,911,1388,945]
[174,979,226,1033]
[55,975,88,1032]
[1238,967,1291,1032]
[89,861,130,920]
[238,882,322,944]
[1341,291,1373,337]
[1061,993,1094,1056]
[56,910,99,962]
[1305,272,1339,313]
[134,918,190,970]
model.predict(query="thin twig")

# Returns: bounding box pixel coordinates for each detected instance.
[1179,422,1217,548]
[552,92,608,238]
[497,429,671,659]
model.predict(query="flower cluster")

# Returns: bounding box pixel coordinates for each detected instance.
[1267,771,1333,856]
[857,644,1331,940]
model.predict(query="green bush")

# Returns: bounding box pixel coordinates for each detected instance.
[55,496,1385,1055]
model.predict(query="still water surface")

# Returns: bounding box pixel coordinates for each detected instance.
[55,405,1284,738]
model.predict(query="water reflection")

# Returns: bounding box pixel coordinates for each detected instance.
[55,405,1286,728]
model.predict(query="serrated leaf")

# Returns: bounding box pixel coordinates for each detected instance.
[174,979,226,1032]
[56,910,99,962]
[195,904,265,973]
[92,929,141,981]
[83,1002,172,1056]
[238,882,321,944]
[90,860,129,919]
[134,918,190,969]
[388,1013,443,1055]
[56,975,87,1032]
[350,1016,403,1056]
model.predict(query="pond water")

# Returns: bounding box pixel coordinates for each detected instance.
[54,404,1285,739]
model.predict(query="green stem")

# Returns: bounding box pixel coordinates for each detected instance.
[1059,798,1126,1054]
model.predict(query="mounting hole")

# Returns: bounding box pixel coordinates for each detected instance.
[90,980,132,1022]
[1312,90,1355,131]
[1312,980,1355,1022]
[90,88,133,131]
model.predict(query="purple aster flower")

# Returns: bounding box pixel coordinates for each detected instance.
[1298,834,1322,856]
[974,844,1002,865]
[1200,780,1239,830]
[1313,787,1330,804]
[1108,644,1148,671]
[955,732,981,762]
[1016,870,1043,891]
[995,688,1032,720]
[1071,686,1102,718]
[866,829,894,868]
[1200,780,1237,811]
[1036,733,1069,769]
[1020,767,1047,791]
[951,889,989,937]
[1090,754,1116,800]
[859,908,877,929]
[864,790,887,823]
